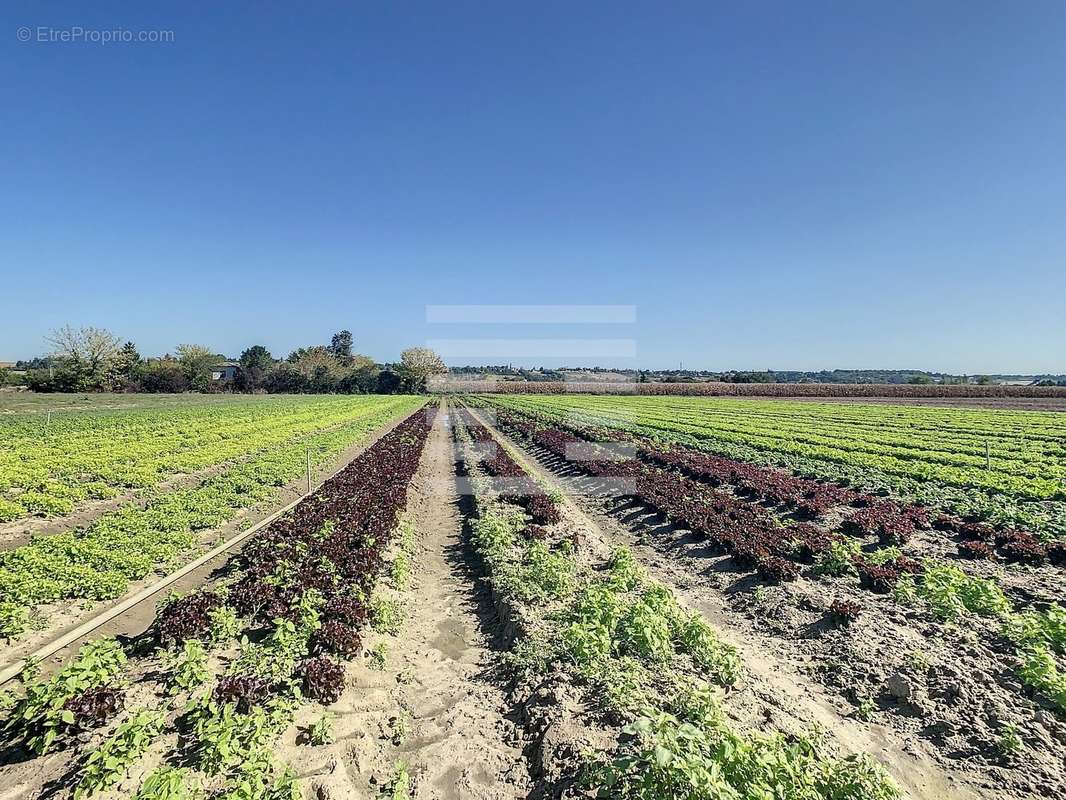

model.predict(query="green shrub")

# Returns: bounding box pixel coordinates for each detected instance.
[307,711,335,746]
[18,491,75,516]
[189,696,297,776]
[383,760,412,800]
[216,749,301,800]
[867,547,904,566]
[208,606,243,644]
[0,498,26,523]
[560,583,624,671]
[677,615,742,687]
[389,552,411,591]
[618,598,674,663]
[1016,645,1066,713]
[0,601,29,638]
[1004,604,1066,654]
[505,541,574,605]
[591,708,901,800]
[370,596,404,635]
[607,547,645,591]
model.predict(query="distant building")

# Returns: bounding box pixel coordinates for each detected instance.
[211,362,240,381]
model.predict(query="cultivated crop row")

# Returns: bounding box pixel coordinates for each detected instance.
[484,400,1064,565]
[451,406,904,799]
[0,406,433,798]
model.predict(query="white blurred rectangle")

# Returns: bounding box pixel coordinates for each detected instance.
[565,442,636,461]
[453,442,498,465]
[426,305,636,324]
[452,476,637,498]
[429,339,637,358]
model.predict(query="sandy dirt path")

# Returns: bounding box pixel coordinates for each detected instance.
[296,404,532,800]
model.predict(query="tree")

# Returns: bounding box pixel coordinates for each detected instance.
[729,371,774,384]
[263,364,308,394]
[974,375,995,385]
[350,353,376,370]
[329,330,354,365]
[236,345,274,392]
[335,363,381,394]
[48,325,122,369]
[106,341,142,390]
[46,325,124,391]
[0,368,25,388]
[376,369,402,394]
[290,347,337,377]
[15,356,54,371]
[176,344,222,392]
[135,359,189,393]
[286,347,341,393]
[398,347,446,392]
[239,345,274,371]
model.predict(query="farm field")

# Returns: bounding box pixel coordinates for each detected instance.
[0,394,424,646]
[8,3,1063,798]
[0,394,1063,800]
[436,379,1066,405]
[467,393,1066,799]
[487,394,1066,534]
[0,404,435,800]
[0,394,416,524]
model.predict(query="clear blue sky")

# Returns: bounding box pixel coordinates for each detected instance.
[3,1,1064,373]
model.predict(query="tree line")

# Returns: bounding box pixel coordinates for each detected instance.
[2,326,447,394]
